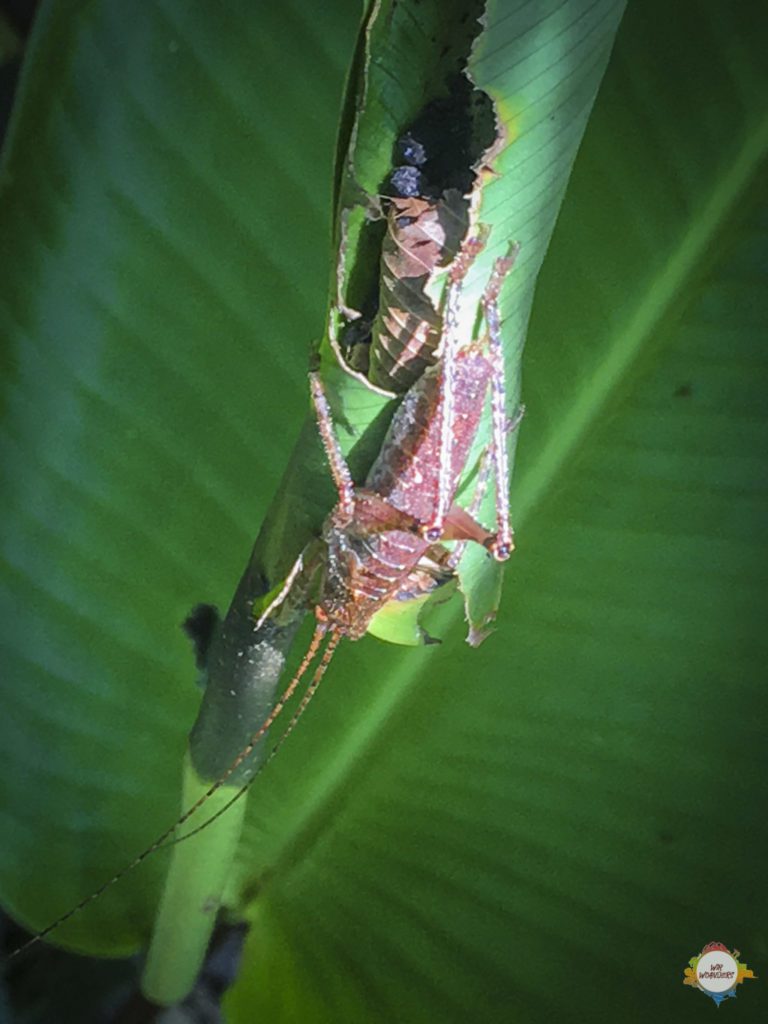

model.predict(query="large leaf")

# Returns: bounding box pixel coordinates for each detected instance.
[139,0,626,1002]
[2,2,767,1024]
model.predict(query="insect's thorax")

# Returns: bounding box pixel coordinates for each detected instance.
[319,491,430,639]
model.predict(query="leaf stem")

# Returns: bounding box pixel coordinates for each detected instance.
[141,753,248,1006]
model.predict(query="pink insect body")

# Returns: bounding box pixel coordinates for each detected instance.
[326,351,499,625]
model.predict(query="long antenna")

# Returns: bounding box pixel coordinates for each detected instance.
[7,622,329,961]
[163,629,341,849]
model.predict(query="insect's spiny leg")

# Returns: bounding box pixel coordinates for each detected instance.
[431,298,458,539]
[444,447,494,571]
[309,372,355,517]
[7,621,329,962]
[486,341,512,560]
[254,551,305,630]
[424,232,488,544]
[164,630,342,850]
[483,244,520,562]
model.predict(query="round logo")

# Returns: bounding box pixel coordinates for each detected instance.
[696,950,739,994]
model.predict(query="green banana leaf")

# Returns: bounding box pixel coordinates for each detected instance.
[2,0,767,1022]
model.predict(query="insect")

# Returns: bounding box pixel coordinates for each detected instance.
[8,227,520,959]
[262,226,517,641]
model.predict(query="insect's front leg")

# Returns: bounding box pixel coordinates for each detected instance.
[309,371,356,519]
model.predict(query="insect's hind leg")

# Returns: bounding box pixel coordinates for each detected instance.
[423,230,489,544]
[443,446,495,571]
[482,243,521,561]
